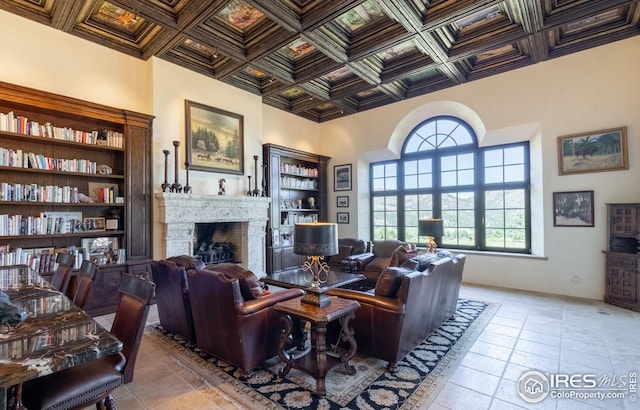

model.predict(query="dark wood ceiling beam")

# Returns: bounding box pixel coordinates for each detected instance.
[301,0,367,31]
[50,0,87,32]
[249,0,302,32]
[542,0,638,28]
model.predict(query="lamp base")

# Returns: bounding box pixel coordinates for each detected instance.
[425,236,438,254]
[301,286,331,307]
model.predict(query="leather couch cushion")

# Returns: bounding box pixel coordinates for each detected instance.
[339,238,367,255]
[374,267,411,298]
[389,245,417,267]
[329,244,353,263]
[167,255,205,272]
[214,263,263,300]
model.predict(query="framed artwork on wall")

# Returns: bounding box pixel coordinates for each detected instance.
[185,100,244,175]
[337,196,349,207]
[553,190,594,227]
[557,127,628,175]
[334,164,352,191]
[337,212,349,224]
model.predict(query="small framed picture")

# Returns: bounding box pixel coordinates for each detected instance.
[553,191,594,227]
[337,196,349,207]
[337,212,349,224]
[272,228,281,247]
[82,217,106,232]
[81,237,119,263]
[334,164,352,191]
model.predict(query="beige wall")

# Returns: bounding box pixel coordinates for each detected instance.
[322,35,640,300]
[2,9,639,300]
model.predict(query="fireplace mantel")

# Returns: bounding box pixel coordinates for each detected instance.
[155,193,271,275]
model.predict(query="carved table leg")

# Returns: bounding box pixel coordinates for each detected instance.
[312,322,328,397]
[278,314,294,377]
[338,311,357,375]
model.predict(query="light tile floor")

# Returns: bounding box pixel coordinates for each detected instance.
[94,284,640,409]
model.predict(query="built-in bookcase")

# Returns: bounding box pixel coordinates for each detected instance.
[0,81,153,315]
[263,143,329,274]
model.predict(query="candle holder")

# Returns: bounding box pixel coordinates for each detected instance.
[262,164,267,197]
[171,141,182,193]
[161,149,171,192]
[247,176,252,196]
[184,161,191,193]
[252,155,260,197]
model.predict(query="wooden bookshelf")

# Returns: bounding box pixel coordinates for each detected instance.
[0,81,153,315]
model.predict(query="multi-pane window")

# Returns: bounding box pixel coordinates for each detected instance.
[370,116,530,253]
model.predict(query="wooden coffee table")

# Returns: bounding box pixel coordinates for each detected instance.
[275,296,360,397]
[262,269,365,290]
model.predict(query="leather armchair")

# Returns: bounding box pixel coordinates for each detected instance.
[325,237,370,271]
[328,255,463,373]
[151,259,196,344]
[188,267,305,379]
[344,239,408,286]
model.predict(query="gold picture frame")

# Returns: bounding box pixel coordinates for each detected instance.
[557,127,628,175]
[185,100,244,175]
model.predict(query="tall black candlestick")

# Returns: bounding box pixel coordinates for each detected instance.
[262,164,267,197]
[252,155,260,196]
[184,161,191,193]
[171,140,182,193]
[162,149,170,192]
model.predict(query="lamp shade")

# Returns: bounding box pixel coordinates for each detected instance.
[418,218,444,238]
[294,222,338,256]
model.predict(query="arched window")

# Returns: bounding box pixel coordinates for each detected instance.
[371,116,531,253]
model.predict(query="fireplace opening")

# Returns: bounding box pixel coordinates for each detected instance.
[193,222,240,265]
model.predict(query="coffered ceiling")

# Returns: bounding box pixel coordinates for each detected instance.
[2,0,639,122]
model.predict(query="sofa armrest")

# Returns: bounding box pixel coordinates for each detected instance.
[343,252,376,272]
[327,288,404,312]
[238,288,304,315]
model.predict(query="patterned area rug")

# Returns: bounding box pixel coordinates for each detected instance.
[144,299,497,409]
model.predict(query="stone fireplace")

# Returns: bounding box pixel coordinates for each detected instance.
[155,193,271,275]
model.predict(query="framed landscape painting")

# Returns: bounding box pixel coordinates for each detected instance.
[557,127,628,175]
[185,100,244,175]
[553,191,594,227]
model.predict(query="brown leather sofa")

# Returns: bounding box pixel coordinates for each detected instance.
[328,253,465,373]
[187,264,305,379]
[343,239,409,286]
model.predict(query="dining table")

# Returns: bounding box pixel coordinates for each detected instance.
[0,265,123,410]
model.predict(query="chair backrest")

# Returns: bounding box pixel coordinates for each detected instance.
[50,252,75,294]
[72,260,98,309]
[110,274,155,383]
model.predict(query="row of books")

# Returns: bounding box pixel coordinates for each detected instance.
[0,212,87,236]
[0,245,126,270]
[0,111,124,148]
[280,176,318,190]
[0,183,80,203]
[280,163,318,176]
[0,147,98,173]
[0,246,85,271]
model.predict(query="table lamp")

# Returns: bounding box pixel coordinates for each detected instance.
[294,222,338,307]
[418,218,443,253]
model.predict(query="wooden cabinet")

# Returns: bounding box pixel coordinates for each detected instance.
[0,81,153,314]
[263,144,329,275]
[604,203,640,311]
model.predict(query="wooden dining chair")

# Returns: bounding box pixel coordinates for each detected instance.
[49,252,75,295]
[20,274,155,410]
[72,260,98,309]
